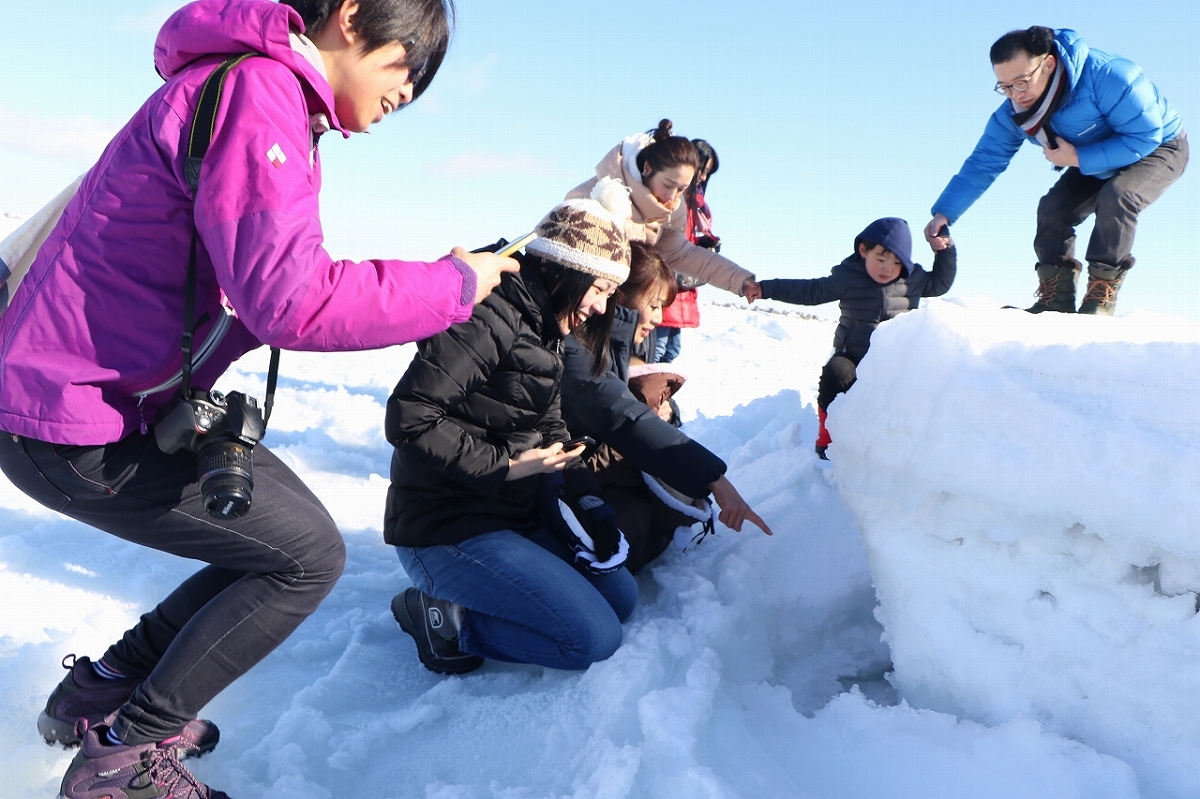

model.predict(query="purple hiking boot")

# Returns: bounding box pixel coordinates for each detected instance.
[58,723,230,799]
[39,654,220,758]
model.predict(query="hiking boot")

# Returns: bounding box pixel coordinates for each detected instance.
[39,654,219,758]
[39,655,139,748]
[58,724,230,799]
[1025,261,1080,313]
[391,588,483,675]
[1077,265,1127,315]
[815,445,829,461]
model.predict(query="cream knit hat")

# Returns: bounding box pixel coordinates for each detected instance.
[526,177,633,284]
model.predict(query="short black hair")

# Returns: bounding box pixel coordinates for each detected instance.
[283,0,455,102]
[990,26,1055,65]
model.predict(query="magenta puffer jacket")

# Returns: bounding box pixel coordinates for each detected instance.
[0,0,475,445]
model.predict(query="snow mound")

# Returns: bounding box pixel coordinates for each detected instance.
[830,299,1200,799]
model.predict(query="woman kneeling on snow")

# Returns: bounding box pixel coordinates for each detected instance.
[562,241,772,574]
[384,185,640,675]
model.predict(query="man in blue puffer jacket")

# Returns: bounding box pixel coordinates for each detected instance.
[924,26,1187,315]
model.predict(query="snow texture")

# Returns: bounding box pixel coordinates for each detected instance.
[0,269,1192,796]
[831,299,1200,799]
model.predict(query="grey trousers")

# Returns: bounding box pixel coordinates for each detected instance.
[0,431,345,744]
[1034,133,1188,270]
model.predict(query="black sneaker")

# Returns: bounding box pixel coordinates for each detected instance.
[391,588,483,675]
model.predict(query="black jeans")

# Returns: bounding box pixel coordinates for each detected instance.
[1034,133,1189,270]
[818,355,859,410]
[0,431,345,745]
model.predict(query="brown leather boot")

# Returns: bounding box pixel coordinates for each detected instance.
[1026,260,1081,313]
[1077,265,1127,315]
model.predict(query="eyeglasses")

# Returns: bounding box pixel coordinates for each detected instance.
[994,56,1049,96]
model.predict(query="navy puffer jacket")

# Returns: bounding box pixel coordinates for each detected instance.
[560,305,726,500]
[759,219,956,361]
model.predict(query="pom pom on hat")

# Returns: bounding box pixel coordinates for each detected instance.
[526,177,633,284]
[591,176,633,222]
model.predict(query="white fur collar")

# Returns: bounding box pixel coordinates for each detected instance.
[621,132,653,185]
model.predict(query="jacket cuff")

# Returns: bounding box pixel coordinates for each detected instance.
[449,255,477,314]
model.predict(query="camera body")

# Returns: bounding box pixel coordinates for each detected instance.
[155,389,265,519]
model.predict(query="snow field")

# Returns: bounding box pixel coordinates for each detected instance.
[831,299,1200,799]
[0,296,1173,797]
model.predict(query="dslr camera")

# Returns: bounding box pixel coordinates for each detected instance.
[155,389,266,520]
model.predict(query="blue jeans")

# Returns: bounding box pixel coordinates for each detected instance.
[655,326,682,363]
[396,527,637,669]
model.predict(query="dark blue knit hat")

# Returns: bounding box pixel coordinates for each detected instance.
[854,217,914,276]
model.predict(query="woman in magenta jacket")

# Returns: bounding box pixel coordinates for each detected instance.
[0,1,514,796]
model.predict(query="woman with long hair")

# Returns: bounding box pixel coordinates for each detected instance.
[561,241,772,573]
[567,120,763,304]
[385,186,640,675]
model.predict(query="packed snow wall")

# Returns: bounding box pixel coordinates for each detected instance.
[828,300,1200,799]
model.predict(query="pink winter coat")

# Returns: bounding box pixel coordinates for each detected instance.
[0,0,475,445]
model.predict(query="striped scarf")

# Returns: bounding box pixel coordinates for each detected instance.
[1011,56,1069,150]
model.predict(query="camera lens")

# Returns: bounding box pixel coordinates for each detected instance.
[197,438,255,519]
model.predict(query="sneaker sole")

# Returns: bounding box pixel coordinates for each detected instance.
[391,591,483,676]
[37,711,79,747]
[39,712,219,759]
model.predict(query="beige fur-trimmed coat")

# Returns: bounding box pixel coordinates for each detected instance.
[566,134,754,296]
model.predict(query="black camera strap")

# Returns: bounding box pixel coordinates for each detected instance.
[181,52,281,425]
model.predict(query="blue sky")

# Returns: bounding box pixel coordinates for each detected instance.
[2,0,1197,319]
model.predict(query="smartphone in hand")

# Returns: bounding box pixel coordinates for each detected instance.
[564,436,596,453]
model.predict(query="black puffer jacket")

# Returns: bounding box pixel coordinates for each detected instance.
[383,261,581,547]
[759,246,956,362]
[560,305,725,500]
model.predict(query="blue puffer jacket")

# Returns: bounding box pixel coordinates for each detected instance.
[933,29,1183,224]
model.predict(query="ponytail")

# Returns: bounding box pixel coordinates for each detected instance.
[635,119,700,180]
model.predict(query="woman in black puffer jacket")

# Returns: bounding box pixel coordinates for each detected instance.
[384,188,640,675]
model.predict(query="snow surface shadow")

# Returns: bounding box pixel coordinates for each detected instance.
[681,389,895,713]
[182,389,901,798]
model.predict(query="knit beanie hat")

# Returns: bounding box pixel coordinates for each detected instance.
[526,177,632,284]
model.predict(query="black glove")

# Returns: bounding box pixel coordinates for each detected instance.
[536,473,629,573]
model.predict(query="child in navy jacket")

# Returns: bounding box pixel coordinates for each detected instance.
[749,217,957,458]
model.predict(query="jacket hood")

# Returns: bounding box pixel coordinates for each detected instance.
[611,303,638,337]
[154,0,341,131]
[1053,28,1088,90]
[593,136,675,227]
[853,217,914,276]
